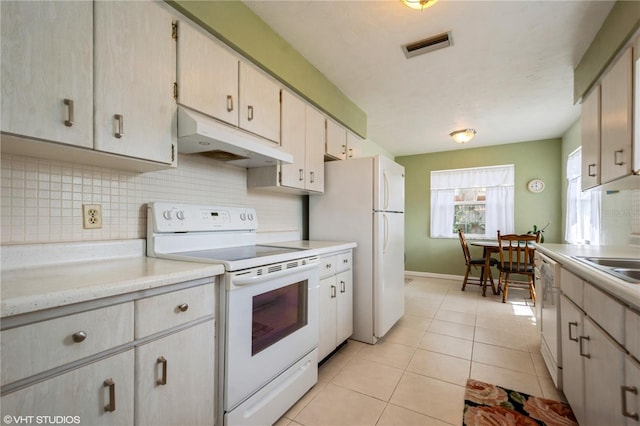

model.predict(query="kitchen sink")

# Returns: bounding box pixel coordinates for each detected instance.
[574,256,640,284]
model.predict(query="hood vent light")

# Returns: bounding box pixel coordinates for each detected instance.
[402,31,452,59]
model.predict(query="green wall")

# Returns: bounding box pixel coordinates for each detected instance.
[574,0,640,102]
[396,139,562,276]
[167,0,367,138]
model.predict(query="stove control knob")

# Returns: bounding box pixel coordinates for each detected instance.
[248,213,254,221]
[163,210,173,220]
[176,210,185,221]
[240,213,246,221]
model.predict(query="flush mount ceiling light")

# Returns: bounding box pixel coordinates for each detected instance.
[401,0,439,10]
[450,129,476,144]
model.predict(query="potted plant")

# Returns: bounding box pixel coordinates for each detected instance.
[528,222,550,243]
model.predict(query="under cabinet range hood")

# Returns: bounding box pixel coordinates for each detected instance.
[177,106,292,168]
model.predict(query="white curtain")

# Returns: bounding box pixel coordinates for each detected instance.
[565,148,601,244]
[430,165,514,238]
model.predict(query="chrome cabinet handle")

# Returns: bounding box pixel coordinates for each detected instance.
[64,99,74,127]
[104,378,116,412]
[247,105,254,121]
[114,114,124,139]
[588,164,597,177]
[621,385,639,420]
[568,322,578,342]
[614,149,625,166]
[157,356,167,386]
[310,171,315,183]
[579,335,590,358]
[343,259,349,264]
[326,263,332,269]
[330,285,336,298]
[299,169,304,181]
[226,95,234,112]
[340,280,346,293]
[177,303,189,312]
[341,144,346,155]
[72,331,87,343]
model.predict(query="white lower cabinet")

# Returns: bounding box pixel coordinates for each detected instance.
[1,280,216,426]
[135,320,215,426]
[560,267,637,426]
[1,350,135,425]
[318,251,353,361]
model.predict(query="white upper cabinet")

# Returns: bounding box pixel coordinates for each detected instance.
[280,91,307,189]
[94,0,176,165]
[1,1,93,148]
[326,118,347,160]
[305,106,325,192]
[239,62,281,143]
[581,85,601,190]
[600,46,633,184]
[177,21,239,127]
[346,131,364,159]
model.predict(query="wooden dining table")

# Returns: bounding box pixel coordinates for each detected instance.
[469,240,537,297]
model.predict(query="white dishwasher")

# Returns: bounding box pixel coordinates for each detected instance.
[535,251,562,389]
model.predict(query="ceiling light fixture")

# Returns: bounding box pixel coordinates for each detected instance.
[449,129,476,144]
[401,0,439,10]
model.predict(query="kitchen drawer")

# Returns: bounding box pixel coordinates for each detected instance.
[584,282,625,345]
[135,283,215,338]
[336,251,352,273]
[1,302,133,386]
[626,308,640,362]
[319,255,337,278]
[560,268,584,308]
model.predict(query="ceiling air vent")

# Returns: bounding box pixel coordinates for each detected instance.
[402,31,452,59]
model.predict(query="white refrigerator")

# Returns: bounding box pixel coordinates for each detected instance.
[309,155,405,344]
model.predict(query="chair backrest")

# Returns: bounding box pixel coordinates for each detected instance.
[497,231,537,272]
[458,229,472,265]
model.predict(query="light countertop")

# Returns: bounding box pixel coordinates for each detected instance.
[263,240,357,255]
[535,243,640,310]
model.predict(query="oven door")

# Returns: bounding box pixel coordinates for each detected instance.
[225,262,319,411]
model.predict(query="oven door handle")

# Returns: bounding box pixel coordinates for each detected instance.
[232,263,318,286]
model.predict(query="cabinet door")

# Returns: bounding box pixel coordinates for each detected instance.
[135,320,215,426]
[305,106,326,193]
[1,1,93,148]
[583,317,627,426]
[177,20,239,127]
[1,350,134,425]
[336,270,353,345]
[94,1,176,164]
[346,131,364,159]
[318,276,337,361]
[624,356,640,426]
[325,119,347,160]
[239,62,281,143]
[600,47,633,184]
[560,295,586,425]
[280,91,307,190]
[581,85,600,190]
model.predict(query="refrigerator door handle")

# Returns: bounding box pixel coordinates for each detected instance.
[383,170,390,210]
[383,213,389,254]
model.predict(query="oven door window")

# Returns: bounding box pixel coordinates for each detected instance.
[252,280,308,356]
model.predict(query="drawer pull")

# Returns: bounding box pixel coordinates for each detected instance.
[579,335,590,358]
[343,259,349,264]
[177,303,189,312]
[104,378,116,412]
[340,280,346,293]
[326,264,332,269]
[568,322,578,342]
[63,99,74,127]
[331,285,336,299]
[72,331,87,343]
[157,356,167,386]
[621,385,639,420]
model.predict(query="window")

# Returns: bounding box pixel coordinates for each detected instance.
[565,148,600,244]
[431,165,514,238]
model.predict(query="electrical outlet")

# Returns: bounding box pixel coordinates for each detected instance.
[82,204,102,229]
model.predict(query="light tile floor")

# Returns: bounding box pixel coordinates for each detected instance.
[276,275,567,426]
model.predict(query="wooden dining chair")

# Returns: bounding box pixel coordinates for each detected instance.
[496,231,537,304]
[458,229,497,294]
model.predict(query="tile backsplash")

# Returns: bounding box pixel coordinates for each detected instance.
[1,153,302,244]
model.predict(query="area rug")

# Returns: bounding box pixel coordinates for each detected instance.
[463,379,578,426]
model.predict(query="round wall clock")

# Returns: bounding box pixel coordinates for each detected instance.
[527,179,545,193]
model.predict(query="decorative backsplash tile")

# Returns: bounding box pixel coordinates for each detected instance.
[1,153,302,244]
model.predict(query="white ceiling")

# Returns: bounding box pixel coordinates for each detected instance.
[242,0,614,156]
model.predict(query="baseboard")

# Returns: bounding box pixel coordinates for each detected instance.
[404,271,462,281]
